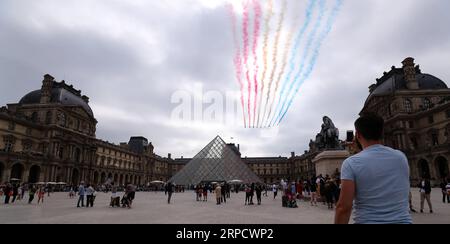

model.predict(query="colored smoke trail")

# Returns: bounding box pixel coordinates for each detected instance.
[261,0,287,127]
[242,1,251,127]
[277,0,344,125]
[227,4,246,128]
[269,0,326,127]
[265,0,317,127]
[256,0,274,128]
[252,0,262,128]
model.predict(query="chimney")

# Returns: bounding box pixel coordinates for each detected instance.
[402,57,419,90]
[237,144,240,152]
[291,152,295,158]
[40,74,54,104]
[168,153,171,159]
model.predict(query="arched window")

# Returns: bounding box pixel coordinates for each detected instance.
[404,99,412,113]
[423,98,432,110]
[31,112,38,123]
[46,111,52,124]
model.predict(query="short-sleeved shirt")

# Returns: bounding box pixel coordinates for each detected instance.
[341,144,412,224]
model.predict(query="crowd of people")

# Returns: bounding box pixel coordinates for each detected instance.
[0,182,54,205]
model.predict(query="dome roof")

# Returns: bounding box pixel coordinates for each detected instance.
[19,87,94,117]
[366,71,448,103]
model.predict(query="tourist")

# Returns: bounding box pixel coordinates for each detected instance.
[77,182,86,208]
[21,183,27,200]
[440,179,449,204]
[419,178,433,213]
[126,183,136,207]
[272,184,278,200]
[296,181,303,200]
[249,183,255,205]
[409,191,417,213]
[221,184,227,203]
[17,185,23,201]
[245,185,251,205]
[263,185,268,197]
[446,181,450,203]
[11,184,19,203]
[310,177,318,206]
[335,113,412,224]
[324,179,336,210]
[203,185,208,202]
[304,180,310,198]
[4,183,12,204]
[86,184,94,208]
[37,187,45,204]
[198,185,203,202]
[215,184,221,205]
[255,185,262,205]
[167,182,174,204]
[334,179,341,204]
[28,185,36,204]
[69,186,75,199]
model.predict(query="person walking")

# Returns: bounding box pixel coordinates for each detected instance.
[77,182,86,208]
[335,113,412,224]
[419,178,433,213]
[28,185,36,204]
[37,187,45,204]
[446,181,450,203]
[11,184,18,203]
[245,185,251,205]
[272,184,278,200]
[221,184,227,204]
[249,183,255,205]
[215,184,222,205]
[167,182,174,204]
[256,185,262,205]
[310,178,318,206]
[203,185,208,202]
[440,179,449,204]
[86,184,94,208]
[4,183,12,204]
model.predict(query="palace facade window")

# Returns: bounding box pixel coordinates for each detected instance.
[404,99,412,113]
[423,98,432,110]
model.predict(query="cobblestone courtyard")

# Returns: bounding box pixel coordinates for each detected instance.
[1,189,449,224]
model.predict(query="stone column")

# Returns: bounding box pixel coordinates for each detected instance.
[3,168,11,182]
[22,167,30,183]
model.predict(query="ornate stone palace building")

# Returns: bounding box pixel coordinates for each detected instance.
[361,58,450,184]
[0,75,172,186]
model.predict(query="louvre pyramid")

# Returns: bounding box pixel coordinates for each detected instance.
[169,136,262,185]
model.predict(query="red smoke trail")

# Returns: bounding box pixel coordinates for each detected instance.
[242,0,251,127]
[252,0,262,128]
[256,0,274,128]
[227,4,246,128]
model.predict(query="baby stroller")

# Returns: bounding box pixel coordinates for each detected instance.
[110,193,120,208]
[121,193,131,208]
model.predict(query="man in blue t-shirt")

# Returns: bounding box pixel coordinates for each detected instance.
[335,113,412,224]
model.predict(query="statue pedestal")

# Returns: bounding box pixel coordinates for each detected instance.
[313,150,350,177]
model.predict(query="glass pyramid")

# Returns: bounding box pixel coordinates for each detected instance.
[169,136,262,185]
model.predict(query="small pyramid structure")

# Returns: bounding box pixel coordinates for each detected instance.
[169,136,262,185]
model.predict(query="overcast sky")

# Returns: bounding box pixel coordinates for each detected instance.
[1,0,449,158]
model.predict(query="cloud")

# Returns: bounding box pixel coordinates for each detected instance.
[0,0,449,159]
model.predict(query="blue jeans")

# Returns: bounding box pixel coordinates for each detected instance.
[77,195,85,207]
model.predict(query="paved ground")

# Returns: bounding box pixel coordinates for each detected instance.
[0,188,448,224]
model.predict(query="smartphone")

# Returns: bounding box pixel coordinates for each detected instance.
[346,131,354,142]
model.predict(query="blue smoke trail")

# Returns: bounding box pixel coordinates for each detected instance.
[267,0,326,127]
[262,0,317,127]
[276,0,344,125]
